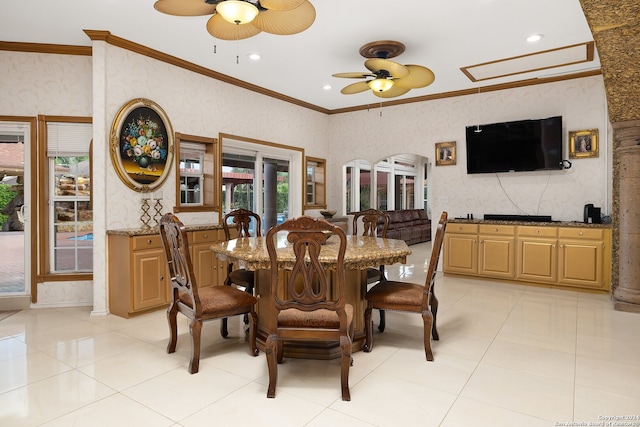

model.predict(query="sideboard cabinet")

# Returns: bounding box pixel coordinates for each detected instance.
[108,226,226,318]
[443,221,612,292]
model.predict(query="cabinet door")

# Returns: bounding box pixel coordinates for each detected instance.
[479,236,515,279]
[517,238,557,283]
[558,239,604,289]
[132,248,168,311]
[444,233,478,274]
[190,229,227,287]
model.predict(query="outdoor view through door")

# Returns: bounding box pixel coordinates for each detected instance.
[0,122,29,295]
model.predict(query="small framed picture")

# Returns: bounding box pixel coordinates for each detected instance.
[435,141,456,166]
[569,129,598,159]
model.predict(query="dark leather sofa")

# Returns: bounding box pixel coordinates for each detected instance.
[383,209,431,245]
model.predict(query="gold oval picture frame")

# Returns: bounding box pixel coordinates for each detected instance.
[110,98,174,192]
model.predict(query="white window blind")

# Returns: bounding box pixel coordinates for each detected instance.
[46,122,92,156]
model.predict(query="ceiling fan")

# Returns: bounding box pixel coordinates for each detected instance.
[153,0,316,40]
[333,41,435,98]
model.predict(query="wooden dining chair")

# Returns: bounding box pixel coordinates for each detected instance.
[363,212,448,361]
[264,216,354,401]
[159,213,258,374]
[352,208,390,330]
[221,208,261,336]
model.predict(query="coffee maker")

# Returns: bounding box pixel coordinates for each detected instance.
[584,204,602,224]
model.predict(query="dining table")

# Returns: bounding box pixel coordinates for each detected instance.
[211,233,411,359]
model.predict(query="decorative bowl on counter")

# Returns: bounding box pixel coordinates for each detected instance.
[320,210,337,219]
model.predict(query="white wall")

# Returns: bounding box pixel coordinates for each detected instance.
[328,76,610,223]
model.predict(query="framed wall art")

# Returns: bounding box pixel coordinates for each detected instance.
[435,141,456,166]
[110,98,174,192]
[568,129,598,159]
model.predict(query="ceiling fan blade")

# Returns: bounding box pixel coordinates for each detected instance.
[332,72,375,79]
[252,0,316,35]
[373,85,411,98]
[154,0,217,16]
[206,13,262,40]
[365,58,409,79]
[341,81,371,95]
[259,0,305,10]
[393,65,435,89]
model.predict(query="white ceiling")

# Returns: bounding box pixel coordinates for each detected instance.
[0,0,600,111]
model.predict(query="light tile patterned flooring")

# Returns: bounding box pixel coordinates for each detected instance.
[1,242,640,426]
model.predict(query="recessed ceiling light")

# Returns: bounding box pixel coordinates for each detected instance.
[322,84,332,90]
[248,53,261,60]
[526,34,543,43]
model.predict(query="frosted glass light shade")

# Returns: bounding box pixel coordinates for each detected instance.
[368,78,394,92]
[216,1,259,24]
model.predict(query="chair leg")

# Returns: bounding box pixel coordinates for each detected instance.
[378,309,386,332]
[189,318,203,374]
[340,334,352,401]
[422,310,434,362]
[276,340,284,364]
[166,302,178,354]
[248,310,258,356]
[430,290,440,341]
[265,334,278,398]
[220,318,229,338]
[243,284,254,325]
[363,306,373,352]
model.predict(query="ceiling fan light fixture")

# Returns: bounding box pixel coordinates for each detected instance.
[368,78,394,92]
[216,1,259,25]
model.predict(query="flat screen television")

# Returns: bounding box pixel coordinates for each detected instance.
[466,116,563,174]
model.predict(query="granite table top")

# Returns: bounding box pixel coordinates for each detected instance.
[211,235,411,271]
[449,218,612,229]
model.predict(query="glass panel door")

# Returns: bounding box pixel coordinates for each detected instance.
[0,122,30,295]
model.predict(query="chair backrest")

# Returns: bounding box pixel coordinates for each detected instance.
[423,212,448,302]
[352,208,390,238]
[159,213,201,314]
[223,208,262,240]
[266,216,348,315]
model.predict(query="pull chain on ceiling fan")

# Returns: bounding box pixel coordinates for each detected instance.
[153,0,316,40]
[333,40,435,99]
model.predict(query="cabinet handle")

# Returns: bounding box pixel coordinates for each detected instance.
[147,239,152,245]
[204,234,208,239]
[160,276,164,281]
[579,231,583,236]
[536,230,539,234]
[495,228,499,232]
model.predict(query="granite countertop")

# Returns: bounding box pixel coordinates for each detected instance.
[107,224,223,236]
[211,235,411,271]
[449,218,612,229]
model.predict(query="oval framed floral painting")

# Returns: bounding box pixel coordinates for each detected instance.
[110,98,174,192]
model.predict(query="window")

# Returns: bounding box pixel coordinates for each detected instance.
[174,133,218,212]
[43,119,93,275]
[305,156,326,209]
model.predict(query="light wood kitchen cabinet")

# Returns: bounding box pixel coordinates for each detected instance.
[516,226,558,283]
[444,221,611,292]
[558,227,608,290]
[478,224,516,279]
[188,229,228,288]
[108,234,170,318]
[108,226,225,318]
[443,223,478,275]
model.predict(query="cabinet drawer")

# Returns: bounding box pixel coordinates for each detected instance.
[448,223,478,234]
[517,226,558,238]
[479,224,516,236]
[132,235,162,250]
[191,229,222,243]
[558,227,604,240]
